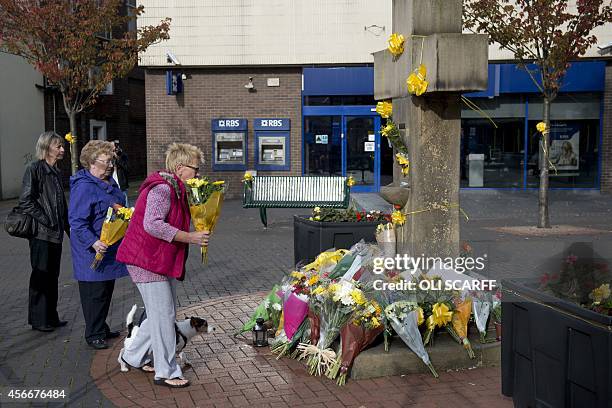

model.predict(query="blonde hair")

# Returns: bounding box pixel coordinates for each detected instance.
[80,140,115,168]
[165,143,203,173]
[35,131,64,160]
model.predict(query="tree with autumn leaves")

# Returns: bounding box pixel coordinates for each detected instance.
[0,0,170,174]
[464,0,611,228]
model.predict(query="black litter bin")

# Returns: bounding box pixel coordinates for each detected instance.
[501,279,612,408]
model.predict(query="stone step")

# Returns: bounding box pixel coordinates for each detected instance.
[350,330,501,379]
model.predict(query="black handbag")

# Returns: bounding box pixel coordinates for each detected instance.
[4,206,37,239]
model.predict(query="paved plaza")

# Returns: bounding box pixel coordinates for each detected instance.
[0,190,611,407]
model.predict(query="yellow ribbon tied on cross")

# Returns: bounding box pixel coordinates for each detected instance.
[387,33,405,57]
[407,64,429,96]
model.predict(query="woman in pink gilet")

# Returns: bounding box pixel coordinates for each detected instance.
[116,143,209,388]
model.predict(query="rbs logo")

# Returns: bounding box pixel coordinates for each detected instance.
[218,120,240,127]
[261,120,283,127]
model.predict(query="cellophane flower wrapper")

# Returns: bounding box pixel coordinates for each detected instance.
[189,190,224,264]
[341,241,380,282]
[472,294,492,342]
[91,207,131,270]
[389,310,438,377]
[449,298,475,359]
[236,285,281,335]
[282,292,309,340]
[334,323,384,385]
[375,226,396,260]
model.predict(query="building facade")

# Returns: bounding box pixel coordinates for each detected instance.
[139,0,612,197]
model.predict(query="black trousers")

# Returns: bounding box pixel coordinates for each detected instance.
[28,238,62,327]
[78,280,115,343]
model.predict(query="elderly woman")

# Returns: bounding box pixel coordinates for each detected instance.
[19,131,70,332]
[69,140,128,350]
[117,143,209,388]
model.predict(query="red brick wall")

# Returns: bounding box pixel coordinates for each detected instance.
[145,68,303,199]
[602,63,612,194]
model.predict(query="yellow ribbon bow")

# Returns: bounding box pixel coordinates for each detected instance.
[376,101,393,119]
[406,64,429,96]
[427,303,453,329]
[395,153,410,176]
[387,33,405,57]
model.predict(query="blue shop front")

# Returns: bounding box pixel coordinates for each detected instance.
[302,62,606,191]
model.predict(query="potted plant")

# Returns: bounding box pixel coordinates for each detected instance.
[501,254,612,408]
[293,207,390,265]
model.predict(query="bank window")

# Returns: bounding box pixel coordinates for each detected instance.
[304,95,376,106]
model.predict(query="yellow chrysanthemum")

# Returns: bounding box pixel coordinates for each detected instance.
[350,289,367,306]
[328,283,341,294]
[242,172,253,183]
[590,283,611,304]
[65,133,75,144]
[307,275,320,286]
[391,210,406,226]
[406,64,428,96]
[312,286,326,296]
[186,178,200,187]
[536,122,548,134]
[376,101,393,119]
[371,316,381,328]
[347,176,356,187]
[117,207,134,220]
[427,303,453,329]
[387,33,405,57]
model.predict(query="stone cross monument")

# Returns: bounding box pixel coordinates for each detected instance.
[374,0,488,259]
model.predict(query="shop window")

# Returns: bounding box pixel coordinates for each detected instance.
[460,118,525,188]
[304,95,376,106]
[304,116,342,176]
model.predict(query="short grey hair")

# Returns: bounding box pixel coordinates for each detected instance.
[35,131,64,160]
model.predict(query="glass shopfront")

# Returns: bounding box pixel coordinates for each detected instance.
[461,93,602,189]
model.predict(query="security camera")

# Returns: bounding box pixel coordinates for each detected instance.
[597,42,612,55]
[166,51,181,65]
[181,73,188,80]
[244,77,254,89]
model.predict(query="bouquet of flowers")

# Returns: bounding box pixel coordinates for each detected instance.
[185,177,225,263]
[384,301,438,377]
[298,280,364,376]
[328,299,384,385]
[91,206,133,270]
[236,285,282,335]
[447,297,476,359]
[471,291,492,343]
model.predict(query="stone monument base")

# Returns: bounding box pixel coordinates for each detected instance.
[350,330,500,379]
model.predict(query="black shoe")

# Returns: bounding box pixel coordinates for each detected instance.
[88,339,108,350]
[32,325,55,332]
[50,320,68,328]
[106,330,120,339]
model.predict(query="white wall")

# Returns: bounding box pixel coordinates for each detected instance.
[0,54,45,199]
[138,0,611,66]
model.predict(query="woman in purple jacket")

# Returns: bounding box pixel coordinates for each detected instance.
[69,140,128,350]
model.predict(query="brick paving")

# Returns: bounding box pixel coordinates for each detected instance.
[0,190,611,407]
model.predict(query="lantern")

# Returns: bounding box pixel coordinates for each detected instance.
[252,317,268,347]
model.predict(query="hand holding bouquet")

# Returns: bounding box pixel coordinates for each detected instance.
[185,177,225,263]
[91,206,133,269]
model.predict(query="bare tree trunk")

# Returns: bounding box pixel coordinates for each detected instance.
[68,111,78,175]
[538,97,551,228]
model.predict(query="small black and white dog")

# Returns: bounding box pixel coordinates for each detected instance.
[118,304,215,372]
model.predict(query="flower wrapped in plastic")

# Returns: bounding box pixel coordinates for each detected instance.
[298,280,364,376]
[91,206,133,269]
[471,290,493,343]
[329,299,384,385]
[406,64,428,96]
[447,297,476,359]
[385,301,438,377]
[186,177,225,263]
[236,285,282,335]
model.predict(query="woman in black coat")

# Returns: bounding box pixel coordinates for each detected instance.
[19,131,70,332]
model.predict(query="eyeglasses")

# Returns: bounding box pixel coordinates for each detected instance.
[95,159,114,166]
[185,165,199,172]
